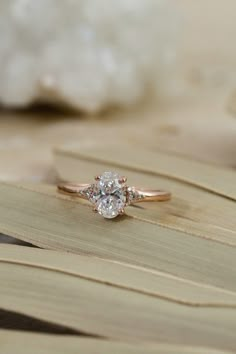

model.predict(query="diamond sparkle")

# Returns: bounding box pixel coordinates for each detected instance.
[90,171,127,219]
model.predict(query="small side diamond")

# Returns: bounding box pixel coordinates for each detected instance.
[127,187,144,204]
[79,185,95,200]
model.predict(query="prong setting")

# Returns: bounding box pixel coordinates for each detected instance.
[119,208,125,215]
[119,176,127,183]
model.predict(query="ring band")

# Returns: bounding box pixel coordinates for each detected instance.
[58,184,171,202]
[58,171,171,219]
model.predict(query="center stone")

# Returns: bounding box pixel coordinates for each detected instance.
[91,172,126,219]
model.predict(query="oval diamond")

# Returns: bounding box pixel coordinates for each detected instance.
[96,195,124,219]
[91,171,127,218]
[97,171,121,194]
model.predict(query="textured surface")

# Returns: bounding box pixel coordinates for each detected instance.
[55,146,236,246]
[0,143,235,351]
[0,245,236,352]
[1,330,233,354]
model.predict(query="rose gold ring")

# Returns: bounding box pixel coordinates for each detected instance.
[58,171,171,219]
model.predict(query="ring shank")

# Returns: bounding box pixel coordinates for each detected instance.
[58,183,91,199]
[134,189,171,202]
[58,183,171,203]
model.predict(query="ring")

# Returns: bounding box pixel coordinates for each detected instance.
[58,171,171,219]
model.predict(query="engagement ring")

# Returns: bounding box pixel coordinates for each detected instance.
[58,171,171,219]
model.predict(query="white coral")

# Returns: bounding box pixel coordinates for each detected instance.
[0,0,178,112]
